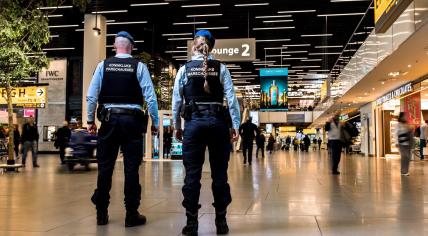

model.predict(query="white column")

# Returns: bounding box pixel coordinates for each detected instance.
[82,14,106,125]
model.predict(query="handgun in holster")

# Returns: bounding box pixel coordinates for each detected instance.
[97,105,109,122]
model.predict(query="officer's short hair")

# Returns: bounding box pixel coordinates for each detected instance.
[115,37,132,50]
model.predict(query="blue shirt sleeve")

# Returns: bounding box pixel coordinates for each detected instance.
[86,61,104,122]
[172,66,185,130]
[220,64,241,129]
[137,62,159,128]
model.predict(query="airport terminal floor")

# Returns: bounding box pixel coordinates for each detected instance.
[1,150,428,236]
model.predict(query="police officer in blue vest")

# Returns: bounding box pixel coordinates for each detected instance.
[172,30,241,235]
[87,31,159,227]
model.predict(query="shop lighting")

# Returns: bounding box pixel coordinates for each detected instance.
[253,26,295,30]
[167,37,193,41]
[38,5,72,10]
[131,2,169,6]
[49,35,59,38]
[317,12,365,17]
[162,33,193,36]
[256,39,290,42]
[196,26,229,30]
[134,40,144,43]
[92,10,128,14]
[43,47,75,50]
[107,21,148,25]
[181,3,221,8]
[235,3,270,7]
[177,46,188,49]
[173,22,207,25]
[255,15,292,19]
[301,34,332,37]
[48,24,79,28]
[187,13,223,17]
[278,10,316,13]
[263,19,294,23]
[315,45,343,48]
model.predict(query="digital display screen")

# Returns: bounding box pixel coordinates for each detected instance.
[260,68,288,111]
[171,138,183,157]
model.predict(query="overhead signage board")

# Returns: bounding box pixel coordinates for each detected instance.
[260,68,288,111]
[279,126,296,132]
[376,83,412,105]
[187,38,256,62]
[375,0,412,33]
[0,86,48,108]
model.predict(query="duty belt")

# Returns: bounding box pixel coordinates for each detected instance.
[108,107,142,115]
[193,103,223,112]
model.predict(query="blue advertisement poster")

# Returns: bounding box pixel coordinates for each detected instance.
[259,68,288,110]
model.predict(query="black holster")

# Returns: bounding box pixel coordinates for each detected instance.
[97,105,108,122]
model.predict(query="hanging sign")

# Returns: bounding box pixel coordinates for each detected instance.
[375,0,413,33]
[187,38,256,62]
[0,86,48,108]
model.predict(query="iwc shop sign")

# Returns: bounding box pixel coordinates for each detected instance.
[188,38,256,62]
[376,83,412,105]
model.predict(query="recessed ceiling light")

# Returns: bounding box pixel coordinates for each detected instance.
[253,26,295,30]
[262,19,294,23]
[196,26,229,30]
[235,3,270,7]
[278,10,316,13]
[92,10,128,14]
[173,22,207,25]
[131,2,169,6]
[48,24,79,28]
[107,21,148,25]
[162,33,193,36]
[255,15,292,19]
[317,12,365,17]
[256,39,291,42]
[187,13,223,17]
[301,34,333,37]
[181,3,221,8]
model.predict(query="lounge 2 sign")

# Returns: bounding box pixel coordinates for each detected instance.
[188,38,256,62]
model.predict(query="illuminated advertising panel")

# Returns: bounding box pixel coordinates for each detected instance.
[260,68,288,111]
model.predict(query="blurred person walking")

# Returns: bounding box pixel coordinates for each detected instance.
[13,125,20,158]
[325,115,342,175]
[21,117,39,167]
[172,30,240,235]
[86,31,159,227]
[419,120,428,160]
[256,131,265,159]
[239,117,259,165]
[267,133,275,154]
[396,112,414,176]
[55,121,71,164]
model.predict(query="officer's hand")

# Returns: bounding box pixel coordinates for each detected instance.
[151,126,158,136]
[231,129,239,142]
[87,123,97,134]
[176,129,183,141]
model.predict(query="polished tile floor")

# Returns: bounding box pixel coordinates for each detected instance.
[1,149,428,236]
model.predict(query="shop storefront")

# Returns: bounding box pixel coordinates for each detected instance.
[373,82,425,157]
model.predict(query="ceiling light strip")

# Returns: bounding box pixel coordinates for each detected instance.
[174,22,207,25]
[92,10,128,14]
[187,13,223,17]
[253,26,295,30]
[235,3,270,7]
[181,4,221,8]
[278,10,316,13]
[131,2,170,6]
[107,21,148,25]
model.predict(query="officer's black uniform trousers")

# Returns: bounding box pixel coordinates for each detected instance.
[91,114,144,212]
[182,110,232,213]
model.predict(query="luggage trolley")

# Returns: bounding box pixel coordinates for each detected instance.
[64,129,97,171]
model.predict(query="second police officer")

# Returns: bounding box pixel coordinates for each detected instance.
[172,30,241,235]
[86,31,159,227]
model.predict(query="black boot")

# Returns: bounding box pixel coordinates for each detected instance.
[215,210,229,235]
[125,211,147,227]
[96,209,109,226]
[182,211,198,236]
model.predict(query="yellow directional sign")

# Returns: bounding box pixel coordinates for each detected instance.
[0,86,48,108]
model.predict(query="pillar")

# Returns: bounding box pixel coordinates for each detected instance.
[82,14,106,125]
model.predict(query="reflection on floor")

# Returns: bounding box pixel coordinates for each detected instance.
[1,150,428,236]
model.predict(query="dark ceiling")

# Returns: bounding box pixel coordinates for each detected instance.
[44,0,373,84]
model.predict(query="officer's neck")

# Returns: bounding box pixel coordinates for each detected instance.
[115,49,131,55]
